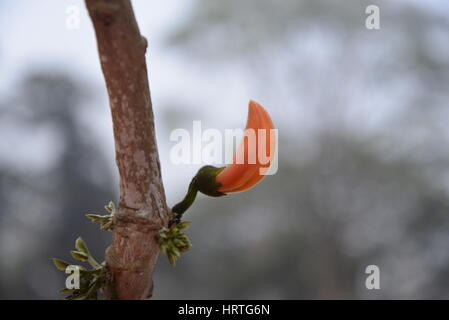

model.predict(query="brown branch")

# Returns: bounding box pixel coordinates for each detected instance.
[85,0,170,299]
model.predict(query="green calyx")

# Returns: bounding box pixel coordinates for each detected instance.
[194,165,226,197]
[172,165,226,220]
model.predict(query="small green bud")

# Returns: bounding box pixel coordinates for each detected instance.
[75,237,89,255]
[85,214,110,222]
[52,258,70,271]
[66,292,89,300]
[176,234,189,243]
[70,250,89,262]
[105,201,115,213]
[178,245,191,253]
[59,288,75,294]
[101,221,113,231]
[177,221,192,230]
[168,247,180,258]
[173,239,186,247]
[160,243,169,254]
[167,226,179,236]
[80,269,101,277]
[167,253,177,266]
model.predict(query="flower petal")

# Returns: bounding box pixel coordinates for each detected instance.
[216,100,275,193]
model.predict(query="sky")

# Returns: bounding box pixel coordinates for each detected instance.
[0,0,185,90]
[0,0,253,116]
[0,0,447,204]
[0,0,251,204]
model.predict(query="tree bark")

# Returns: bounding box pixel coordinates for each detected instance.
[85,0,170,299]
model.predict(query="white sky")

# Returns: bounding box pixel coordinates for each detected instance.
[0,0,447,203]
[0,0,253,204]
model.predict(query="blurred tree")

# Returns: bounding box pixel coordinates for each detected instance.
[154,132,449,299]
[0,72,115,299]
[152,0,449,299]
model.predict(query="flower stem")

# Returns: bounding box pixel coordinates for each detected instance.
[171,178,198,226]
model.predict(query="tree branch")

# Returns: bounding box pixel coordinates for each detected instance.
[85,0,170,299]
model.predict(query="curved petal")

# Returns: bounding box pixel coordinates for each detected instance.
[216,100,275,193]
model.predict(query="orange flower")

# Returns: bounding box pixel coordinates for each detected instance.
[216,100,275,193]
[171,100,275,223]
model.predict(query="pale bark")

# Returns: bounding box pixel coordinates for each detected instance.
[85,0,170,299]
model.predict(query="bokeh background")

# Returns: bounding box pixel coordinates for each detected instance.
[1,0,449,299]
